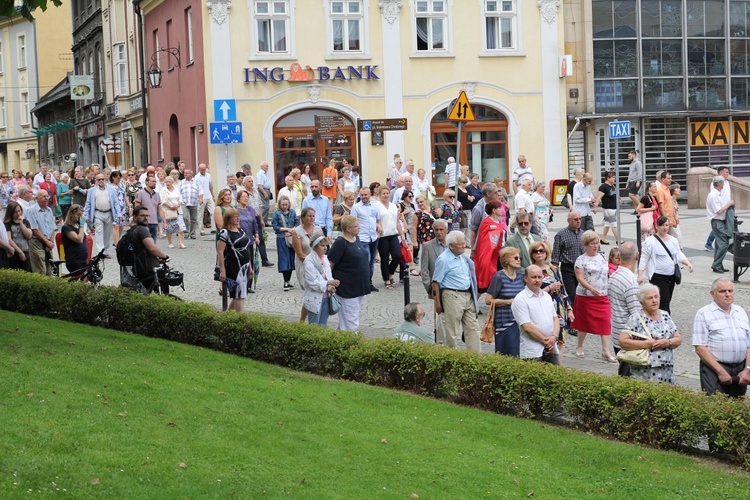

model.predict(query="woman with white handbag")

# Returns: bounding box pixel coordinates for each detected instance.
[619,284,682,384]
[303,236,339,326]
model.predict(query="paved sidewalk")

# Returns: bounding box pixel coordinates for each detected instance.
[92,206,750,393]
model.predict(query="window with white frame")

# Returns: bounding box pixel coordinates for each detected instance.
[254,0,290,54]
[330,1,363,52]
[114,43,129,96]
[415,0,447,51]
[484,0,517,50]
[20,91,29,125]
[0,97,6,128]
[17,34,26,68]
[185,7,194,63]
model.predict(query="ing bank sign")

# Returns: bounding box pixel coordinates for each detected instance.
[244,63,379,83]
[691,120,750,146]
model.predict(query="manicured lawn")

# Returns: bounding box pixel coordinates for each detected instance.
[1,310,749,498]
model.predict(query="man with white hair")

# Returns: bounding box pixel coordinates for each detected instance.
[432,230,480,352]
[444,156,458,190]
[26,190,57,275]
[572,172,597,232]
[706,175,734,274]
[277,175,300,215]
[195,162,215,234]
[511,265,560,363]
[511,155,534,195]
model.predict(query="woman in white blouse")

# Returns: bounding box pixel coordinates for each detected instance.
[638,216,693,314]
[373,185,405,290]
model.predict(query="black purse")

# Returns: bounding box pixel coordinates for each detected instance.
[654,235,681,284]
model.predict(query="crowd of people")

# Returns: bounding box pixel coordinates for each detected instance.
[1,152,749,399]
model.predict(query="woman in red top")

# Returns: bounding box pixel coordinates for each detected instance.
[39,172,57,209]
[473,200,506,293]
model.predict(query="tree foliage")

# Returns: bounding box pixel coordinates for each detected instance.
[0,0,63,22]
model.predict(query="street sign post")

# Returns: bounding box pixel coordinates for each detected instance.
[314,115,346,134]
[608,120,631,246]
[357,118,407,132]
[447,91,475,122]
[210,122,243,144]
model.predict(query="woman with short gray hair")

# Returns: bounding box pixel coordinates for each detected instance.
[619,284,682,384]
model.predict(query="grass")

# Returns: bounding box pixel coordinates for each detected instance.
[1,310,749,498]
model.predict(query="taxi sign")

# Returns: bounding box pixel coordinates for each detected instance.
[447,91,475,121]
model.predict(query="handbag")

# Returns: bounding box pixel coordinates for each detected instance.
[480,300,497,343]
[280,213,294,248]
[616,315,653,366]
[654,235,681,284]
[328,294,341,315]
[639,211,654,232]
[163,205,179,221]
[400,241,413,264]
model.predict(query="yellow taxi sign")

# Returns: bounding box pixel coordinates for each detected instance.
[447,91,475,121]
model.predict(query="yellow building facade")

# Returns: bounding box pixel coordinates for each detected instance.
[0,7,72,173]
[196,0,567,192]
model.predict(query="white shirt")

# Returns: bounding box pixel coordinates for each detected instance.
[374,200,400,237]
[706,187,725,221]
[278,186,300,215]
[693,302,750,364]
[514,187,534,215]
[511,286,558,359]
[195,171,212,198]
[573,182,595,216]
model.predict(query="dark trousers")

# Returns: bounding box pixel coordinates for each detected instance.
[649,272,675,314]
[711,218,730,272]
[581,215,595,232]
[700,361,748,397]
[378,234,403,281]
[560,263,578,306]
[613,346,632,377]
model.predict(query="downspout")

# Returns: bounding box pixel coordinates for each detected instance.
[133,0,149,167]
[568,117,581,140]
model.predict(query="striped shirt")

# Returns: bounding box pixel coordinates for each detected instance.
[551,226,583,266]
[693,303,750,364]
[608,266,641,348]
[180,179,200,206]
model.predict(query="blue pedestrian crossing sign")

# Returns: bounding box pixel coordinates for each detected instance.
[210,122,243,144]
[214,99,236,122]
[609,120,631,139]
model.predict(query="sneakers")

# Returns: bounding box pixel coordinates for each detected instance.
[179,244,187,249]
[168,244,175,249]
[283,282,292,291]
[704,243,714,252]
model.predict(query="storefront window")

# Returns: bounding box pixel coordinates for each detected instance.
[431,105,507,190]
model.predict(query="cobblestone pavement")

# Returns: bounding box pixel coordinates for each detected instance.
[91,207,750,393]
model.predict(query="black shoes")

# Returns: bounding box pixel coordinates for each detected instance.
[262,261,275,267]
[370,284,379,292]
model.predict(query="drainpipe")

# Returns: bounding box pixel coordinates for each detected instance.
[134,0,149,167]
[568,117,581,140]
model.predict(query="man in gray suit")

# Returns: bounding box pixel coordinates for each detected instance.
[420,219,449,297]
[504,211,541,273]
[420,219,448,344]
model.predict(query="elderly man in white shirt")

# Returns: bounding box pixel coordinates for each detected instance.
[706,176,734,274]
[572,172,597,232]
[277,175,300,215]
[511,264,560,363]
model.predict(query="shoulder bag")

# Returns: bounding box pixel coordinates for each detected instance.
[480,299,497,343]
[654,235,681,284]
[616,315,653,366]
[280,214,294,248]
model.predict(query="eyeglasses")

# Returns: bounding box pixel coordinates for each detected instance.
[517,221,530,226]
[512,255,521,260]
[445,196,454,199]
[532,249,547,254]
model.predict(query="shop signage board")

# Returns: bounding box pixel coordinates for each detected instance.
[357,118,407,132]
[315,115,346,134]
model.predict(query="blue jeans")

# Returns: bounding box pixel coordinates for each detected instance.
[308,296,330,326]
[147,223,159,241]
[360,238,379,283]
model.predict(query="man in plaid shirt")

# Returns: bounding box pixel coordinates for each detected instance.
[693,278,750,397]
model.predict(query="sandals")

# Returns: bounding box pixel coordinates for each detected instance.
[410,269,420,276]
[385,279,395,290]
[575,349,585,358]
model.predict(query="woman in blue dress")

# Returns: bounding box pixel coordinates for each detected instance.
[485,246,526,356]
[272,195,299,292]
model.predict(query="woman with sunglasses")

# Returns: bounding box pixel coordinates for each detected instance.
[439,189,462,232]
[530,240,573,362]
[485,246,525,355]
[399,190,419,276]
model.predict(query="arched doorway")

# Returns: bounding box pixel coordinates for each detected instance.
[169,114,180,164]
[272,109,357,188]
[431,105,508,194]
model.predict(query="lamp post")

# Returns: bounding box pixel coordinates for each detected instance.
[147,45,181,89]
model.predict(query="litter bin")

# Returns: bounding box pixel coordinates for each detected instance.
[733,232,750,282]
[549,179,569,206]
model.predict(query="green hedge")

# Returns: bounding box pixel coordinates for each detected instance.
[1,269,749,467]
